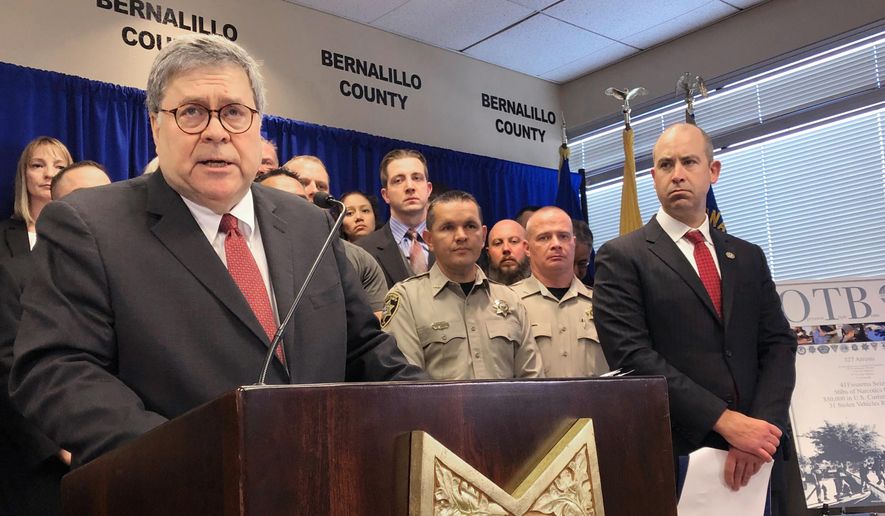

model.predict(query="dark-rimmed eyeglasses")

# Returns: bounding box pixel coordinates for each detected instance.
[159,103,259,134]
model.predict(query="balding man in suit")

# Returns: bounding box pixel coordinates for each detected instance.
[593,123,796,492]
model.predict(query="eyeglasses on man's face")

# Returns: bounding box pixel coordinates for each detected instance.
[159,103,259,135]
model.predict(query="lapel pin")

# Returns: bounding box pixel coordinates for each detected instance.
[725,251,736,259]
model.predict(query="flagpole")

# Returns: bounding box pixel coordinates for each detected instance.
[605,86,645,235]
[676,73,726,232]
[554,114,584,219]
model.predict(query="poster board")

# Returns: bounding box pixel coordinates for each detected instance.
[778,278,885,510]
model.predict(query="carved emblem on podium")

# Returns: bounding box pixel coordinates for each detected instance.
[408,418,604,515]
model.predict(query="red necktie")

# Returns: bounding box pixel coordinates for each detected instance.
[406,228,427,274]
[684,230,722,317]
[220,214,285,365]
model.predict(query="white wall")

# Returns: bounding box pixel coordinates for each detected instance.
[560,0,885,136]
[0,0,562,168]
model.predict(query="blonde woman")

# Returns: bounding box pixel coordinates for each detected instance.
[2,137,72,259]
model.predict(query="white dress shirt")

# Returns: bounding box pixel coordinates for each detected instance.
[656,207,721,277]
[180,191,280,324]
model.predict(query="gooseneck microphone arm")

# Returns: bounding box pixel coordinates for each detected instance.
[255,191,346,385]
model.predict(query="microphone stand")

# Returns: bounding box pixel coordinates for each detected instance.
[255,193,346,385]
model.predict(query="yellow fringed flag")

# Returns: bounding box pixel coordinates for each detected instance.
[619,126,642,235]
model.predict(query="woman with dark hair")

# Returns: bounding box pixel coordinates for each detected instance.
[1,137,73,260]
[339,190,381,242]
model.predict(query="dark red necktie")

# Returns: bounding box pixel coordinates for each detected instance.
[684,230,722,317]
[220,214,285,365]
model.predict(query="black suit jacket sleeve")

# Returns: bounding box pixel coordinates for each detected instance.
[1,259,61,468]
[593,238,728,444]
[10,201,168,464]
[746,244,796,432]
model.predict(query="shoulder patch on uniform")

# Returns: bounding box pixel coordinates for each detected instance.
[380,291,402,328]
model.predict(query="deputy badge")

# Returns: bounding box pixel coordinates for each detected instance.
[493,299,512,317]
[380,291,401,328]
[584,306,593,320]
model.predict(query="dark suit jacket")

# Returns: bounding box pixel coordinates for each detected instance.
[1,257,67,515]
[0,217,30,261]
[356,222,413,289]
[593,216,796,456]
[10,172,426,465]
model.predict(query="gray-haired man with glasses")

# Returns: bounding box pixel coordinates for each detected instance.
[10,34,426,466]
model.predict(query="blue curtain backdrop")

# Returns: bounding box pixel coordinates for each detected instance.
[0,61,582,225]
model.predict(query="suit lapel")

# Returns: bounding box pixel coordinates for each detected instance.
[146,172,271,346]
[711,227,737,329]
[4,218,30,257]
[377,223,411,280]
[253,187,298,378]
[645,217,721,322]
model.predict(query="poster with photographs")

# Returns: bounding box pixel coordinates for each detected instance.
[778,277,885,510]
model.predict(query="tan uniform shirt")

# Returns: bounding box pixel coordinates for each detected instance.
[512,275,608,378]
[381,264,542,380]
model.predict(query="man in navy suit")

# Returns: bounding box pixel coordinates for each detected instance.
[357,149,433,288]
[10,34,424,466]
[593,123,796,491]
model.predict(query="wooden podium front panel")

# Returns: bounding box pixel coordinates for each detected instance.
[61,392,243,516]
[238,378,676,515]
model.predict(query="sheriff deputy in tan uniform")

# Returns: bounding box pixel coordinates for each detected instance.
[381,190,542,380]
[512,207,608,378]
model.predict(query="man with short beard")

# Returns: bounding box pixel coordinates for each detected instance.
[487,219,530,285]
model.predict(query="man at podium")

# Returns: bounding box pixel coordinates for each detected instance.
[9,34,425,466]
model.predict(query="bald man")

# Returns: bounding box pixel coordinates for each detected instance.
[283,155,329,202]
[486,219,529,285]
[255,168,387,318]
[49,161,111,200]
[593,123,795,491]
[512,207,607,378]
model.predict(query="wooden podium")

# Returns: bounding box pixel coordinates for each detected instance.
[62,378,677,515]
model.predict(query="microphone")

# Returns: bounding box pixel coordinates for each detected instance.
[255,191,347,385]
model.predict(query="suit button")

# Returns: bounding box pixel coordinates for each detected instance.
[725,350,733,358]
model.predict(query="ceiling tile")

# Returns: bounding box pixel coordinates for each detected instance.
[282,0,409,24]
[544,0,713,41]
[465,14,613,77]
[719,0,768,8]
[539,42,636,83]
[620,1,737,49]
[372,0,534,51]
[505,0,561,11]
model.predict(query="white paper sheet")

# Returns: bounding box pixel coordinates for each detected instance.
[677,447,773,516]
